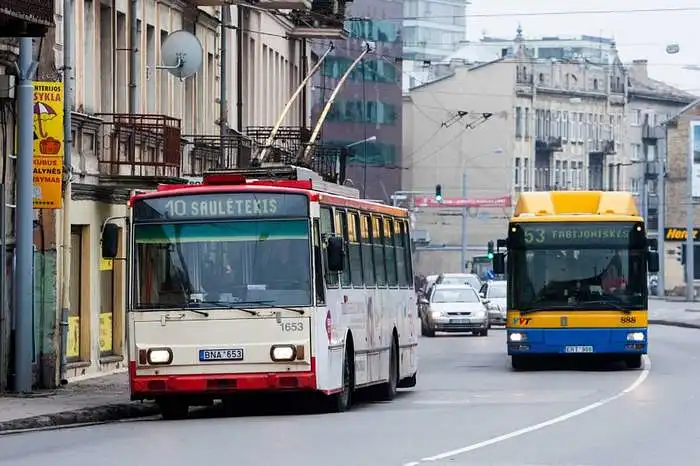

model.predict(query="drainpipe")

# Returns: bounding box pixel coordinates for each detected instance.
[236,5,243,134]
[219,5,230,160]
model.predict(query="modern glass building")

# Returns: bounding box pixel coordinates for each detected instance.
[310,0,403,201]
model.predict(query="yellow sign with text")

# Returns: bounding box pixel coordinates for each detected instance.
[99,313,113,354]
[66,315,80,359]
[507,310,648,328]
[33,82,64,209]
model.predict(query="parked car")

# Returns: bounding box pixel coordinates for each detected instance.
[418,284,489,337]
[479,280,507,327]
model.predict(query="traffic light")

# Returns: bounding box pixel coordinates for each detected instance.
[435,184,443,202]
[487,240,494,260]
[678,244,686,264]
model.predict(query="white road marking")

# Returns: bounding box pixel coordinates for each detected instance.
[402,356,651,465]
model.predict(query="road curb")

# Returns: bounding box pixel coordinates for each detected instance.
[0,402,159,433]
[649,319,700,330]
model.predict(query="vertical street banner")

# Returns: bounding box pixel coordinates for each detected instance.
[33,82,64,209]
[692,121,700,198]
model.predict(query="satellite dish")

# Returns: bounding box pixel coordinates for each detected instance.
[160,30,203,79]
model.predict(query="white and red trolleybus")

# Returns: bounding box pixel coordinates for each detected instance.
[100,167,419,419]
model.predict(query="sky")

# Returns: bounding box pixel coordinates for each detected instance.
[464,0,700,93]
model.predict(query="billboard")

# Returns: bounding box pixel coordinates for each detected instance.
[33,82,64,209]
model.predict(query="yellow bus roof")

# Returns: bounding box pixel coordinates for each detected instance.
[512,191,642,223]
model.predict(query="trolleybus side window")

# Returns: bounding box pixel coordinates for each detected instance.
[320,206,339,288]
[360,214,376,287]
[396,219,411,287]
[402,219,414,286]
[384,217,398,286]
[335,209,352,288]
[313,219,326,304]
[347,211,363,287]
[372,215,387,286]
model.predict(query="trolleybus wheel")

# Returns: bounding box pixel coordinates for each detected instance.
[377,338,399,401]
[511,355,528,371]
[625,355,643,369]
[158,398,189,420]
[328,347,354,413]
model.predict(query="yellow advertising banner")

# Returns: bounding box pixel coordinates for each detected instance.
[33,82,64,209]
[99,313,113,354]
[99,258,114,271]
[66,315,80,359]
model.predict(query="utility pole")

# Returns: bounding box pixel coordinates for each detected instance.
[14,37,37,393]
[657,135,666,297]
[686,123,695,302]
[58,0,75,385]
[461,172,467,273]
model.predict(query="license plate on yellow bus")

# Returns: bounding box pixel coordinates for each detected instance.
[565,346,594,353]
[199,348,244,361]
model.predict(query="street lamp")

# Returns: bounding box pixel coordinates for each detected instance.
[345,136,377,197]
[666,43,695,301]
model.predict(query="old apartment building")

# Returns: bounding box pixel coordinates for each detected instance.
[1,0,351,389]
[402,27,694,275]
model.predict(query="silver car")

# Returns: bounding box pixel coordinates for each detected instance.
[480,280,507,326]
[419,284,489,337]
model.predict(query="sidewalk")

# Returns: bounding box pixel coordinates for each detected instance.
[0,372,158,433]
[649,299,700,329]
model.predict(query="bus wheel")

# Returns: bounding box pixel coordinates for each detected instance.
[377,338,399,401]
[158,398,189,420]
[511,355,529,371]
[328,348,354,412]
[625,355,643,369]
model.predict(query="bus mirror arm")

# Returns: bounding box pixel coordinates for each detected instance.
[326,236,345,272]
[100,216,127,260]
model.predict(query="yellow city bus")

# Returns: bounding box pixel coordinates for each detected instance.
[491,191,659,371]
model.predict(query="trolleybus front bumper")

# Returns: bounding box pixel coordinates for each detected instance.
[506,328,647,355]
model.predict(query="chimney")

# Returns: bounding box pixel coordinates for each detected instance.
[630,59,648,79]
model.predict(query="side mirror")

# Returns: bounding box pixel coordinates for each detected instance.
[326,236,345,271]
[648,238,658,250]
[492,252,506,274]
[647,251,660,273]
[419,297,429,305]
[101,223,119,259]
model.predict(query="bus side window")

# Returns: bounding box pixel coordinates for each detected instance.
[372,215,387,286]
[335,209,351,288]
[348,211,363,287]
[360,214,376,287]
[384,217,398,286]
[313,219,326,304]
[395,219,409,287]
[402,220,414,285]
[320,206,338,288]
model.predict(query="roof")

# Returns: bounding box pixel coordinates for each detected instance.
[407,58,507,92]
[628,76,696,104]
[662,98,700,125]
[513,191,640,219]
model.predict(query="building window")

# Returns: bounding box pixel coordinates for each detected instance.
[344,19,399,43]
[327,100,398,125]
[326,139,397,167]
[99,243,116,357]
[515,107,522,137]
[514,157,521,186]
[322,57,398,84]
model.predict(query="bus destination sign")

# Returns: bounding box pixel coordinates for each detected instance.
[133,192,309,221]
[511,222,641,248]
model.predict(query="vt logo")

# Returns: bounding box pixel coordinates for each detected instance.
[513,317,532,325]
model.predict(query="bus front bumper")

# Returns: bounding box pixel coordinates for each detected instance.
[506,328,648,355]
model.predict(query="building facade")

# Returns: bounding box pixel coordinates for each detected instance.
[0,0,341,389]
[402,28,695,276]
[311,0,403,201]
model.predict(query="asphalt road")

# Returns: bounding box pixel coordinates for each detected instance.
[1,325,699,466]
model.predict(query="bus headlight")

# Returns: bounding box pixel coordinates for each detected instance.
[270,344,297,362]
[509,332,527,342]
[626,332,645,342]
[147,348,173,365]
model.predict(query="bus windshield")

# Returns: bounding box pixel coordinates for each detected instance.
[508,221,647,311]
[133,219,312,309]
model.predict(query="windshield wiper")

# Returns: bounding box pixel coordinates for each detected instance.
[235,300,306,315]
[580,300,634,314]
[187,301,257,316]
[183,308,210,317]
[520,304,577,314]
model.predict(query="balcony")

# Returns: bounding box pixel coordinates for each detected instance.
[0,0,53,37]
[182,132,257,176]
[96,113,183,185]
[535,136,563,152]
[287,0,351,39]
[245,126,348,183]
[642,124,665,143]
[589,139,616,155]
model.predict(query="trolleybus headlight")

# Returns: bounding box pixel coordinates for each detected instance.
[147,348,173,365]
[626,332,645,342]
[509,332,526,342]
[270,344,297,362]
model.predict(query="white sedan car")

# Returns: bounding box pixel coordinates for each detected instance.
[419,284,489,337]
